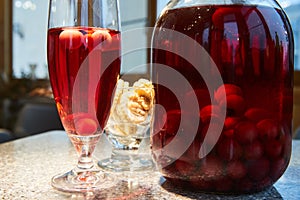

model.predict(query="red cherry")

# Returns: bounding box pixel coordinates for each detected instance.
[163,109,197,136]
[235,121,259,144]
[217,138,243,161]
[244,108,272,123]
[92,29,112,47]
[226,160,247,180]
[257,119,279,141]
[247,157,270,181]
[215,84,243,103]
[83,33,94,49]
[244,140,264,160]
[59,29,83,49]
[265,140,283,159]
[76,118,98,136]
[224,117,240,130]
[223,129,234,138]
[199,105,221,124]
[220,94,246,116]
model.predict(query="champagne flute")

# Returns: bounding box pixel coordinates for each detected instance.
[47,0,121,192]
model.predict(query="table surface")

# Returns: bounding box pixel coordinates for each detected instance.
[0,130,299,200]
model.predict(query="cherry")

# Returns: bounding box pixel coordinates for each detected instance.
[163,109,197,137]
[223,129,234,138]
[217,138,243,161]
[247,157,270,181]
[244,108,272,123]
[264,140,283,159]
[257,119,279,141]
[226,160,247,180]
[83,33,94,49]
[59,29,83,49]
[92,29,112,48]
[235,121,258,144]
[224,117,240,130]
[220,94,246,116]
[199,105,221,124]
[269,158,287,180]
[215,84,243,103]
[243,140,264,160]
[76,117,98,136]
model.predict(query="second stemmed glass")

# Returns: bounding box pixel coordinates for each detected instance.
[47,0,121,193]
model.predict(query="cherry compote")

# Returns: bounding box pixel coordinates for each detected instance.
[48,27,121,135]
[151,4,293,193]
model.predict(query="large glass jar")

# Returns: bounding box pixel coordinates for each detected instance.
[151,0,294,193]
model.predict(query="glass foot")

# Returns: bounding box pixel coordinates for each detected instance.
[51,167,115,193]
[98,149,155,172]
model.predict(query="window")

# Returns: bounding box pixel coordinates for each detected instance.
[278,0,300,71]
[12,0,49,79]
[12,0,153,79]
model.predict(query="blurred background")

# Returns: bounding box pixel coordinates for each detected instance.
[0,0,299,142]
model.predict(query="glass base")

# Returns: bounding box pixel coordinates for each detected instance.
[98,149,155,172]
[51,167,115,193]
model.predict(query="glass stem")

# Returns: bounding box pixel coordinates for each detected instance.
[77,145,95,170]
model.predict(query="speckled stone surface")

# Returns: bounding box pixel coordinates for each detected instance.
[0,131,299,200]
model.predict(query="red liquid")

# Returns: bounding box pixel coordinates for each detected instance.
[48,27,121,136]
[152,5,293,193]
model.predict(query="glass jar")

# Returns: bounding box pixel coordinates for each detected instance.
[151,0,294,193]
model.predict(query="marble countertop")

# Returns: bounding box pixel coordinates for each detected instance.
[0,130,299,200]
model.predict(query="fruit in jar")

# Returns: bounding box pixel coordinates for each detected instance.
[221,95,246,116]
[244,108,272,123]
[243,140,264,160]
[199,105,222,124]
[217,138,243,161]
[226,160,247,180]
[264,140,283,159]
[257,119,279,141]
[151,3,293,193]
[247,157,270,181]
[215,84,243,103]
[235,121,258,144]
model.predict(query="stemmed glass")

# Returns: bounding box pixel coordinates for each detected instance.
[47,0,121,192]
